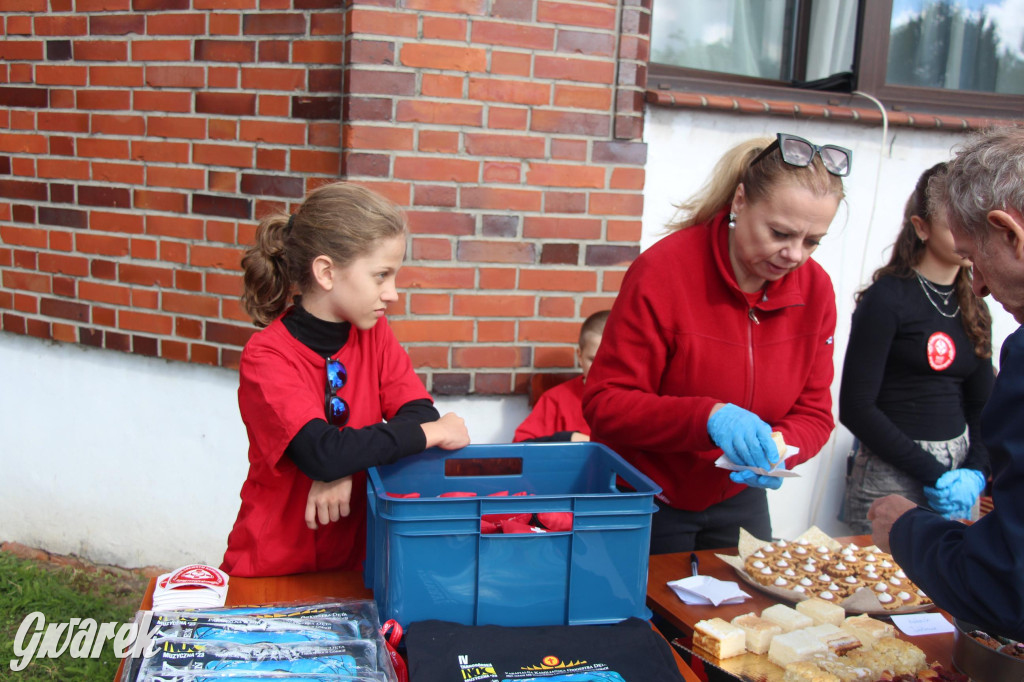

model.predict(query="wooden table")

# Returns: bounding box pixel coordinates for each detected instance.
[117,570,700,682]
[646,536,955,674]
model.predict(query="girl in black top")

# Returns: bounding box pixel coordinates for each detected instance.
[840,162,994,533]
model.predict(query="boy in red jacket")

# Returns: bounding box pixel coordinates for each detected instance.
[514,311,609,443]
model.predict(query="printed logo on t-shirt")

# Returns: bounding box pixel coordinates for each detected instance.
[926,331,956,371]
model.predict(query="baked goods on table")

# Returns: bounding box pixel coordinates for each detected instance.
[731,612,782,655]
[692,617,746,659]
[693,600,966,681]
[967,628,1024,659]
[721,528,934,614]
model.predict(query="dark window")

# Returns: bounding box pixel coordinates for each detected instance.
[649,0,1024,118]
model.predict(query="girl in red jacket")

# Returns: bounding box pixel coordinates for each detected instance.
[222,182,469,577]
[583,134,849,553]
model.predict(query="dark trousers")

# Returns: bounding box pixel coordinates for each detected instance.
[649,486,772,554]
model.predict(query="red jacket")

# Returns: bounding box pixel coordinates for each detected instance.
[513,375,590,441]
[222,313,431,577]
[582,210,836,511]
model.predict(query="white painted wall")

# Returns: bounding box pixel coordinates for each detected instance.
[1,108,1017,568]
[641,108,1018,541]
[0,331,530,569]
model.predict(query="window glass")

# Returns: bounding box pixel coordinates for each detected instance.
[650,0,794,80]
[887,0,1024,95]
[805,0,858,81]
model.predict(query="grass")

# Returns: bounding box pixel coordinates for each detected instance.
[0,551,150,681]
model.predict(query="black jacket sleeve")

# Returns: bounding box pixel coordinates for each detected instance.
[286,398,440,481]
[889,328,1024,640]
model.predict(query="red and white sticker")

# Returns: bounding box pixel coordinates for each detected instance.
[153,564,229,609]
[927,331,956,371]
[165,564,228,588]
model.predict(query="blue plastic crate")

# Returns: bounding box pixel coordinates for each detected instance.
[364,442,660,628]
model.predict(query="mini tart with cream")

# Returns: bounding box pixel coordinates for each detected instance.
[875,590,902,611]
[790,544,812,560]
[796,561,821,578]
[796,576,816,592]
[835,575,865,597]
[751,564,778,586]
[837,548,864,571]
[875,558,898,577]
[771,574,797,590]
[894,589,921,608]
[745,555,770,575]
[859,551,882,571]
[827,560,855,578]
[886,575,908,592]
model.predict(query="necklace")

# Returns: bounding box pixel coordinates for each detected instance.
[915,271,955,305]
[915,271,959,318]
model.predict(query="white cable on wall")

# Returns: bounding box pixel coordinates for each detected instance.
[852,90,890,285]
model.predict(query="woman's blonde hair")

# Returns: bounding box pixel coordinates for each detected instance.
[667,136,846,231]
[240,182,407,327]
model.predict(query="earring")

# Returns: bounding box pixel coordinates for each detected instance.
[728,212,737,230]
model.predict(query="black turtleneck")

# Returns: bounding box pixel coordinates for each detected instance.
[281,300,440,482]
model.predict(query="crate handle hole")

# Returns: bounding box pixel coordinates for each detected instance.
[445,457,523,477]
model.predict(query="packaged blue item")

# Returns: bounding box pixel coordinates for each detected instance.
[138,640,375,677]
[121,600,397,682]
[140,672,389,682]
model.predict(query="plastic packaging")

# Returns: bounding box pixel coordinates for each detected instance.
[120,600,397,682]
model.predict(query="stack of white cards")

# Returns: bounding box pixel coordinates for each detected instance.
[152,564,229,610]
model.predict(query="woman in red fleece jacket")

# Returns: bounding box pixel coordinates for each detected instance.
[583,134,849,553]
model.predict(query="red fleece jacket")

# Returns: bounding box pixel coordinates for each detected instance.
[513,375,589,442]
[582,210,836,511]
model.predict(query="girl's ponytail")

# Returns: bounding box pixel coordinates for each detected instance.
[241,214,294,328]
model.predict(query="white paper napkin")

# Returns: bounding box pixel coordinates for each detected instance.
[667,575,751,607]
[714,447,802,478]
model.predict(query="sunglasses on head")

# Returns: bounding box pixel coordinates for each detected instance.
[750,133,852,177]
[325,358,350,427]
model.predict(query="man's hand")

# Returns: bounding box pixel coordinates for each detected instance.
[570,432,590,442]
[305,476,353,530]
[867,494,917,552]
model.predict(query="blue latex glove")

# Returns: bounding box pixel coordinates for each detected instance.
[925,469,985,517]
[729,462,785,490]
[937,468,986,507]
[707,403,780,470]
[924,495,971,520]
[923,484,957,514]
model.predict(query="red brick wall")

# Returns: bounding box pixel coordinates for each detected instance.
[0,0,651,396]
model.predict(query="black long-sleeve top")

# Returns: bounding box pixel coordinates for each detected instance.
[281,301,439,481]
[839,274,993,485]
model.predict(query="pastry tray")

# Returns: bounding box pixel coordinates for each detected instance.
[719,528,934,616]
